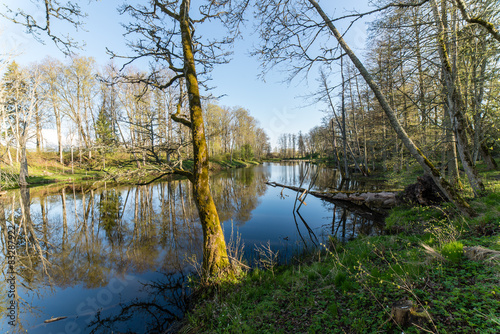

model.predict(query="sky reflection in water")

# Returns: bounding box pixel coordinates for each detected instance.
[0,162,385,333]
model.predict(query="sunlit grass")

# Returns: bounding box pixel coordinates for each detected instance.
[183,165,500,333]
[0,149,262,190]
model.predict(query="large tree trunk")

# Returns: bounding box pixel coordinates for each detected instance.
[307,0,476,217]
[55,109,63,165]
[178,1,230,277]
[341,56,349,180]
[19,142,29,186]
[431,0,486,197]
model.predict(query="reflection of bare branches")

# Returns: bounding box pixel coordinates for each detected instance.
[292,211,308,250]
[296,168,319,213]
[87,272,189,334]
[293,211,319,247]
[0,189,55,332]
[18,187,52,276]
[293,163,309,211]
[217,168,268,226]
[334,207,348,242]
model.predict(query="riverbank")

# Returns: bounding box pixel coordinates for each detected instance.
[181,164,500,333]
[0,151,261,190]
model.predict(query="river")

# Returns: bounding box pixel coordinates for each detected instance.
[0,162,387,333]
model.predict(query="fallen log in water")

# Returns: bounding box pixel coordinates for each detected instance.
[266,181,398,211]
[44,316,67,323]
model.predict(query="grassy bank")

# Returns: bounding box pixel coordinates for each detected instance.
[181,166,500,333]
[0,151,261,190]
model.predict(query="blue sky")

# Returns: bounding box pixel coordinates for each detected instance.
[0,0,372,148]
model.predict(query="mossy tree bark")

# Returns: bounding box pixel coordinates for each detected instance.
[111,0,238,277]
[455,0,500,43]
[176,0,231,277]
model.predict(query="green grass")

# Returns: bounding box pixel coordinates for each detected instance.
[0,150,262,190]
[385,205,445,233]
[182,166,500,334]
[209,158,260,169]
[183,230,499,333]
[440,241,464,263]
[1,161,102,190]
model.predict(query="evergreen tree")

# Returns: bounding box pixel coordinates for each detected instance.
[95,106,117,148]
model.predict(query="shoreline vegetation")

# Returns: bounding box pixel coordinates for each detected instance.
[180,159,500,334]
[0,150,262,191]
[1,0,498,332]
[1,154,499,333]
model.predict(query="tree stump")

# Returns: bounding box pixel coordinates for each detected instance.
[388,299,432,330]
[398,174,447,205]
[391,299,413,327]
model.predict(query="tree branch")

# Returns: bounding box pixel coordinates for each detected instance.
[0,0,87,55]
[329,0,431,23]
[154,0,180,21]
[171,103,192,128]
[172,168,194,181]
[455,0,500,43]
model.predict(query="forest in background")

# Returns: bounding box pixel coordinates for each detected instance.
[0,1,499,332]
[0,57,271,185]
[275,0,499,183]
[1,0,499,194]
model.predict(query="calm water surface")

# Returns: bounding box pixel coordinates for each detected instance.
[0,162,386,333]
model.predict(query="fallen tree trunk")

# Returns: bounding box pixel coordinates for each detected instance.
[267,181,397,208]
[266,181,392,221]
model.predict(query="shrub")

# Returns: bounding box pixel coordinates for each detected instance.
[440,241,464,263]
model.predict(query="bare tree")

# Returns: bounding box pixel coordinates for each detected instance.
[2,0,250,276]
[429,0,486,197]
[455,0,500,43]
[111,0,248,276]
[253,0,476,217]
[39,57,65,163]
[3,62,44,186]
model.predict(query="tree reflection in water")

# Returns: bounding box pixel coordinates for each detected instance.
[293,211,319,250]
[88,271,189,334]
[0,162,388,333]
[0,179,204,333]
[212,166,269,226]
[98,188,123,247]
[0,187,55,333]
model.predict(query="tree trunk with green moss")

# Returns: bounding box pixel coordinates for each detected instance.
[177,1,231,277]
